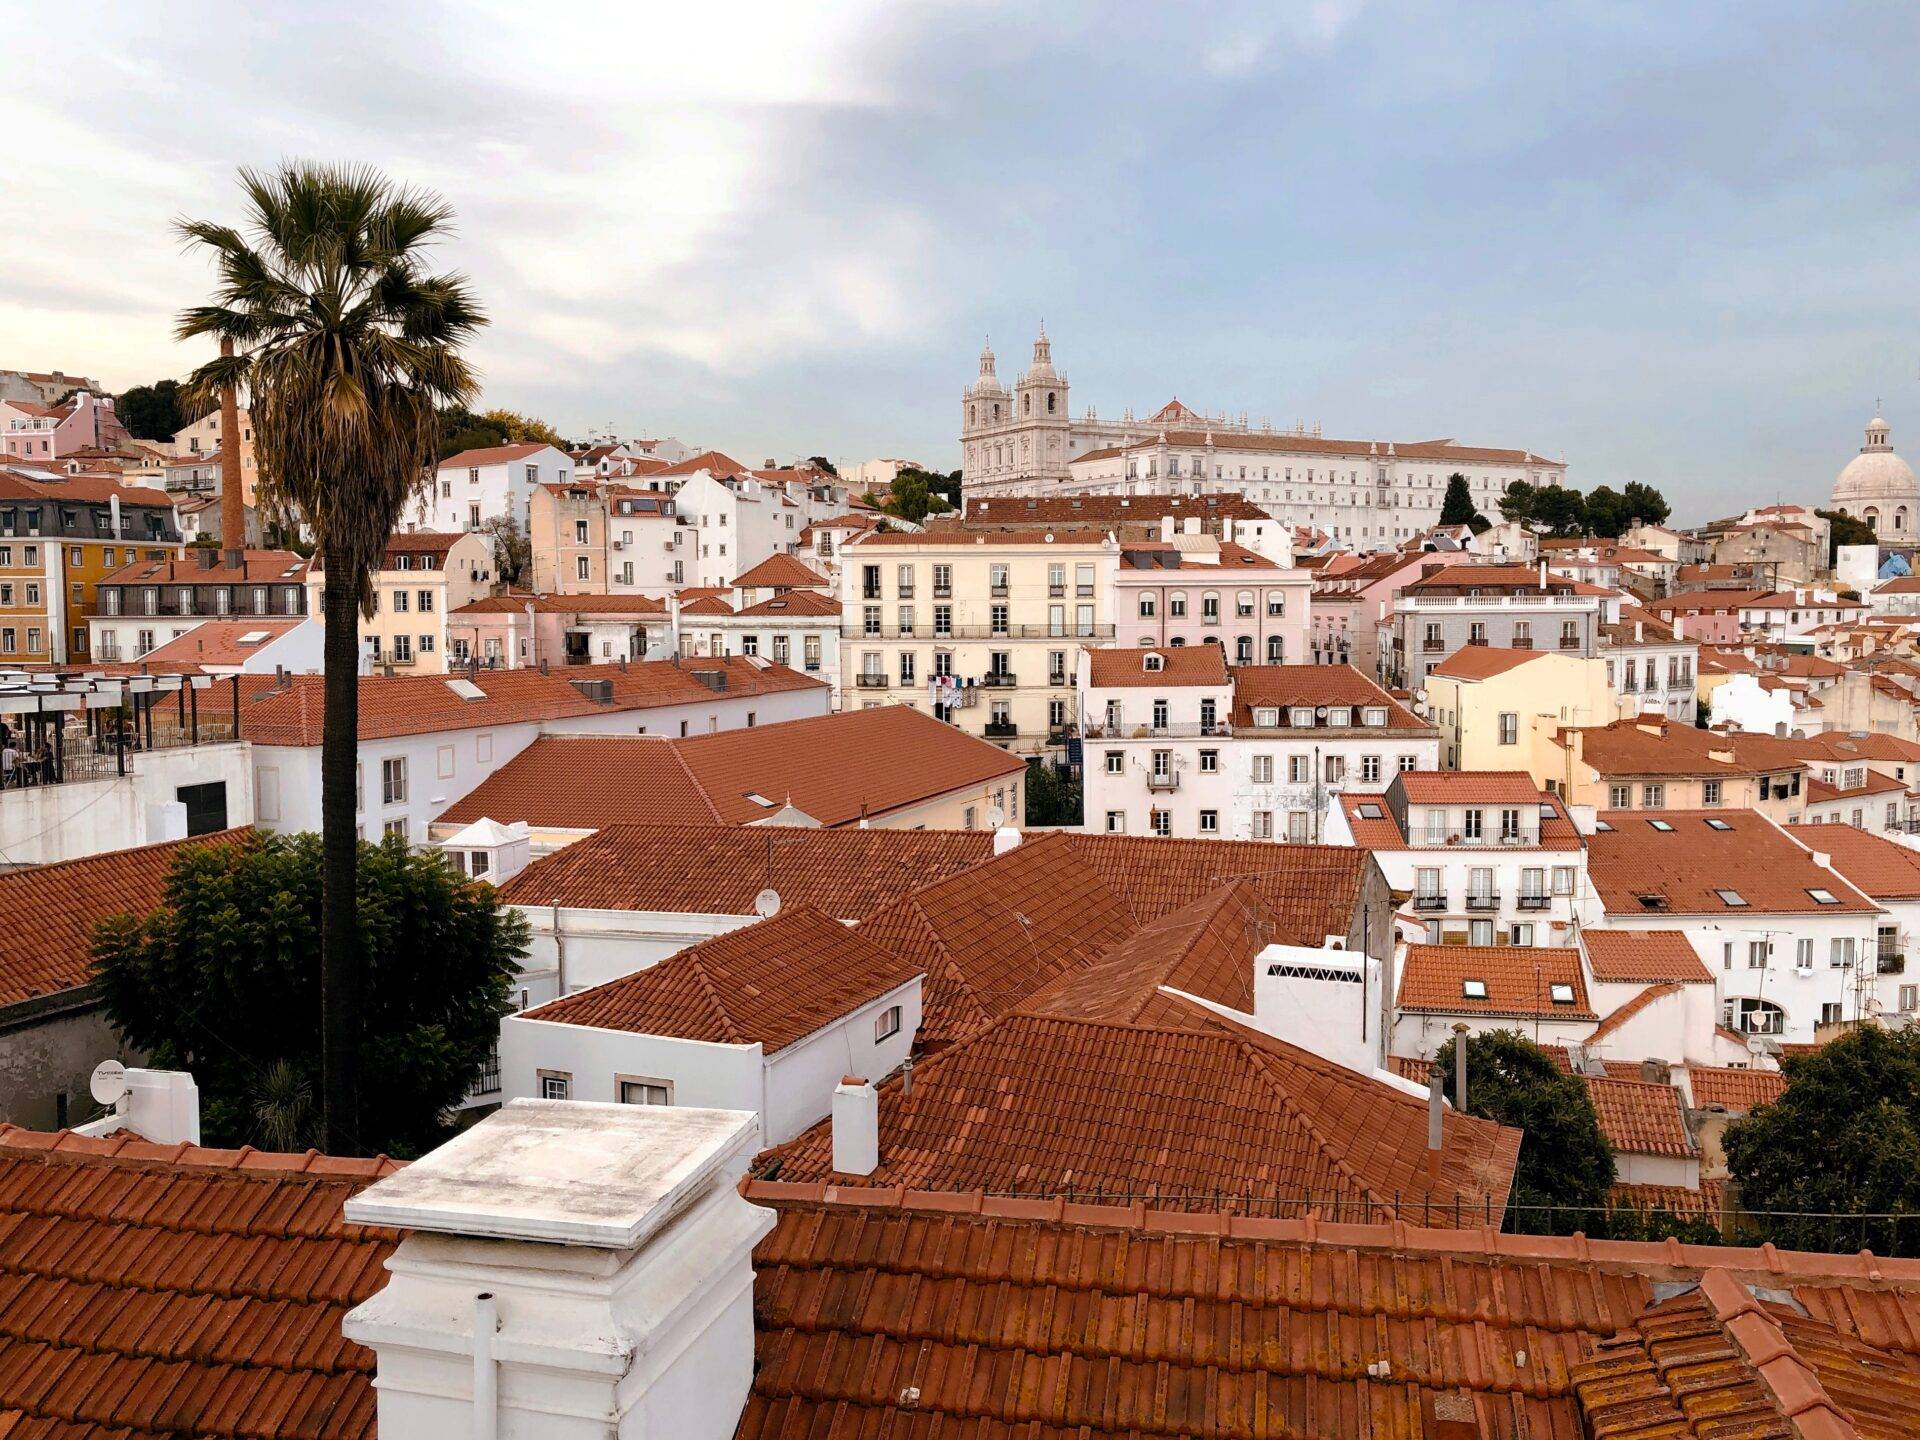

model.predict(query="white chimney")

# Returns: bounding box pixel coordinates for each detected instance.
[992,825,1022,856]
[1250,940,1383,1077]
[831,1075,879,1175]
[343,1101,773,1440]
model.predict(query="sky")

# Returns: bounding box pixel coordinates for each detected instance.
[4,0,1918,522]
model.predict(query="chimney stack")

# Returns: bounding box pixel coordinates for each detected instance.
[1251,940,1381,1076]
[992,825,1021,856]
[1451,1023,1469,1113]
[344,1101,773,1440]
[1426,1066,1443,1185]
[832,1076,879,1175]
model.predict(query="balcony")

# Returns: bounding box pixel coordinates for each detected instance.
[855,674,890,689]
[1146,772,1181,792]
[982,672,1017,688]
[1558,636,1580,650]
[990,584,1010,598]
[933,586,952,599]
[839,623,1115,641]
[983,720,1018,739]
[1412,894,1448,912]
[1464,893,1501,911]
[1517,895,1551,911]
[1048,585,1065,597]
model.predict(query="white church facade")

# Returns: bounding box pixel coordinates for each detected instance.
[1829,411,1918,537]
[959,328,1569,549]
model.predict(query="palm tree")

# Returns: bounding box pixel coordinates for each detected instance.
[177,163,485,1152]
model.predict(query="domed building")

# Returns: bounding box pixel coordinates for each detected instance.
[1831,412,1919,535]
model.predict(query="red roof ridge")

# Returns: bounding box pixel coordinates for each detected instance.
[1696,1268,1857,1431]
[737,1179,1920,1279]
[0,1124,402,1178]
[662,735,727,824]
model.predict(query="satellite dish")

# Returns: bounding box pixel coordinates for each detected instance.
[983,805,1005,830]
[1414,688,1428,703]
[753,888,782,919]
[90,1059,128,1107]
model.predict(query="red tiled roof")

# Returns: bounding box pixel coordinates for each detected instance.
[1582,930,1713,983]
[1403,563,1577,593]
[137,618,304,668]
[729,552,828,589]
[1229,662,1428,729]
[497,823,992,916]
[437,440,554,468]
[744,1184,1920,1440]
[1582,1074,1695,1156]
[523,904,919,1051]
[101,549,310,585]
[851,527,1113,547]
[1688,1065,1788,1112]
[763,996,1520,1219]
[965,492,1270,524]
[1587,810,1880,915]
[1429,645,1550,680]
[1608,1178,1725,1221]
[1805,769,1906,804]
[0,1125,399,1440]
[1564,717,1762,778]
[1066,833,1370,934]
[1575,1269,1920,1438]
[437,706,1024,830]
[0,830,249,1009]
[734,589,840,617]
[242,657,824,745]
[1016,881,1276,1026]
[1395,769,1555,804]
[1397,945,1596,1019]
[1796,824,1920,899]
[649,448,751,476]
[1074,427,1560,468]
[1085,644,1229,687]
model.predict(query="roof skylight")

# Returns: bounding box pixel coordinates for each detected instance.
[1716,888,1749,907]
[1462,979,1488,999]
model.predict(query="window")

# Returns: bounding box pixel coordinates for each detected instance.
[383,818,409,842]
[1151,809,1172,837]
[1807,888,1839,905]
[1702,779,1722,807]
[1138,594,1157,617]
[539,1072,572,1101]
[1609,784,1631,809]
[1252,754,1274,783]
[1549,982,1574,1004]
[1642,783,1664,807]
[1105,750,1124,775]
[874,1005,902,1041]
[1199,749,1218,773]
[1105,811,1125,833]
[1498,712,1518,745]
[1831,937,1857,968]
[619,1079,671,1105]
[1647,819,1673,832]
[1902,985,1917,1013]
[381,756,407,805]
[1399,754,1418,773]
[1462,979,1488,1000]
[1716,888,1747,907]
[1360,754,1381,783]
[1552,866,1575,895]
[1199,809,1219,833]
[1748,940,1768,969]
[392,589,410,613]
[1796,939,1815,972]
[1463,809,1484,840]
[1251,811,1273,839]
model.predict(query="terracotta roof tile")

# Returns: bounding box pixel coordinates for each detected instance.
[0,831,249,1009]
[1588,810,1880,916]
[1229,662,1428,728]
[1398,945,1596,1019]
[763,997,1520,1218]
[497,823,991,916]
[523,905,919,1051]
[436,440,553,468]
[1582,1074,1695,1156]
[1688,1065,1788,1113]
[1582,930,1714,984]
[1430,645,1551,680]
[137,620,305,669]
[1795,824,1920,899]
[437,706,1024,831]
[101,550,310,586]
[451,591,668,616]
[1063,833,1369,934]
[1085,644,1228,687]
[732,589,839,617]
[242,657,823,746]
[0,1127,398,1439]
[1609,1178,1726,1222]
[1565,717,1764,778]
[729,553,828,589]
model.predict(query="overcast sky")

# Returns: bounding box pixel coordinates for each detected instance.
[4,1,1917,521]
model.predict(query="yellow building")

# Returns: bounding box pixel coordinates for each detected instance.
[0,473,182,663]
[1425,646,1627,776]
[307,531,495,674]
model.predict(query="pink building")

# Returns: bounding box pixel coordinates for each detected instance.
[1110,536,1310,665]
[1,391,130,460]
[1309,548,1435,673]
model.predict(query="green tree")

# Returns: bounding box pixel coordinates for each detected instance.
[1497,479,1537,525]
[1439,472,1480,527]
[177,163,486,1153]
[438,405,512,460]
[1620,481,1671,528]
[1818,508,1879,567]
[1023,760,1082,826]
[1583,485,1633,538]
[93,832,526,1157]
[478,513,532,586]
[117,379,187,441]
[1529,485,1588,536]
[481,408,566,449]
[1433,1030,1614,1229]
[1724,1027,1920,1256]
[885,471,933,523]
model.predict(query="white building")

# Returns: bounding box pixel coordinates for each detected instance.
[1583,808,1884,1044]
[1326,771,1590,948]
[958,328,1567,548]
[244,658,829,846]
[1079,651,1438,841]
[667,470,806,588]
[415,441,572,534]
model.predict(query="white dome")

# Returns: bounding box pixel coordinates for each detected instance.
[1832,413,1917,515]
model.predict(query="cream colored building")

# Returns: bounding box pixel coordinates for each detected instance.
[836,528,1118,753]
[1423,646,1626,774]
[308,531,495,674]
[172,406,258,506]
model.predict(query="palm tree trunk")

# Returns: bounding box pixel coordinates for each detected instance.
[320,553,362,1153]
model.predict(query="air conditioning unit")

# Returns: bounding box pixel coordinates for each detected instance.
[611,539,625,551]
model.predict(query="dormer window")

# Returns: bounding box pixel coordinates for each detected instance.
[1290,706,1315,726]
[1363,707,1387,727]
[1327,707,1352,727]
[1143,653,1164,672]
[1254,707,1279,726]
